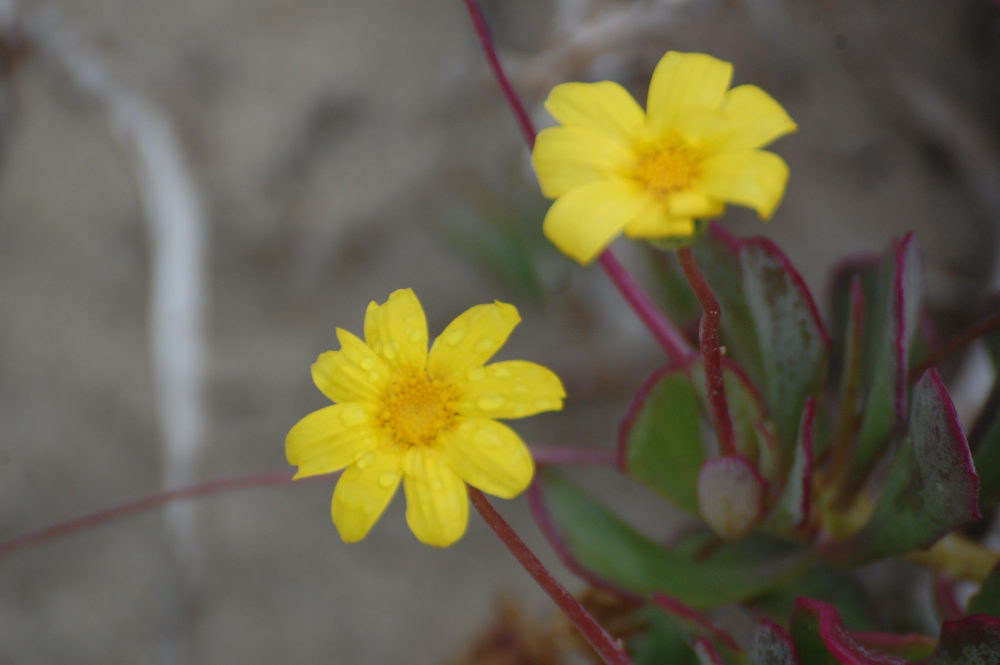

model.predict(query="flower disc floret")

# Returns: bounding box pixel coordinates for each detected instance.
[532,50,797,264]
[285,288,566,547]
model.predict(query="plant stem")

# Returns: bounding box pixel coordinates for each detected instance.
[0,447,611,563]
[0,470,299,561]
[597,251,693,362]
[677,247,737,456]
[461,0,535,147]
[911,306,1000,379]
[461,0,691,362]
[469,488,633,665]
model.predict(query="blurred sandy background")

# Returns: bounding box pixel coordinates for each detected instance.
[0,0,998,663]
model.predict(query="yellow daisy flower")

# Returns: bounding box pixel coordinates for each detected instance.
[532,51,797,264]
[286,288,566,547]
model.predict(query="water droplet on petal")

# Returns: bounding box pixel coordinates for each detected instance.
[493,367,512,380]
[513,383,530,394]
[445,328,466,346]
[466,367,486,382]
[378,472,397,488]
[477,394,505,411]
[407,328,423,343]
[360,357,376,370]
[534,398,558,410]
[356,452,374,469]
[383,341,398,359]
[430,479,443,491]
[474,338,495,353]
[340,406,368,426]
[368,371,382,383]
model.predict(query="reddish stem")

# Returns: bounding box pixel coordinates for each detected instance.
[533,447,618,467]
[0,470,302,561]
[461,0,691,362]
[597,251,693,362]
[911,306,1000,379]
[676,247,737,456]
[462,0,536,147]
[469,488,633,665]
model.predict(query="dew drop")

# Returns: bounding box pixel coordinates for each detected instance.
[430,479,443,491]
[474,338,495,353]
[466,367,486,382]
[356,452,374,469]
[368,371,382,383]
[340,406,367,426]
[445,328,466,346]
[407,328,423,343]
[513,383,530,394]
[360,357,376,370]
[534,398,557,410]
[383,341,398,359]
[378,472,398,488]
[477,394,505,411]
[493,367,512,380]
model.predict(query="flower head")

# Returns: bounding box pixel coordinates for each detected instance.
[532,51,797,264]
[286,289,565,547]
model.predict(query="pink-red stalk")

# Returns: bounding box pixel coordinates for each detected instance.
[676,247,737,456]
[461,0,691,363]
[469,488,633,665]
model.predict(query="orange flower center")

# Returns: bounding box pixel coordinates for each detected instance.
[379,372,459,447]
[631,139,702,197]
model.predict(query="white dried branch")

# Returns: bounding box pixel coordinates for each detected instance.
[17,6,208,568]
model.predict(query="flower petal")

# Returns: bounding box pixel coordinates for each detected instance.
[701,150,790,219]
[311,329,391,403]
[647,52,733,138]
[532,126,634,199]
[440,418,534,499]
[667,190,725,218]
[544,81,645,144]
[427,301,520,378]
[623,199,696,239]
[456,360,565,419]
[704,85,797,152]
[542,179,647,264]
[402,447,468,547]
[363,288,428,371]
[286,404,379,479]
[331,450,402,542]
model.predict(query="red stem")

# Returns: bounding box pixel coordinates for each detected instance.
[0,470,301,561]
[676,247,737,456]
[0,447,611,562]
[461,0,691,362]
[469,488,633,665]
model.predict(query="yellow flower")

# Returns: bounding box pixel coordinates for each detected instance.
[532,51,797,264]
[286,289,565,547]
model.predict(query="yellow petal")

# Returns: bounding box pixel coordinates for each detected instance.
[331,450,402,542]
[427,301,520,379]
[701,150,790,219]
[647,52,733,138]
[704,85,797,151]
[544,81,645,144]
[532,126,634,199]
[363,288,428,371]
[456,360,565,419]
[542,179,647,265]
[624,203,695,238]
[440,418,534,499]
[285,404,378,479]
[311,329,390,403]
[667,190,725,218]
[402,447,468,547]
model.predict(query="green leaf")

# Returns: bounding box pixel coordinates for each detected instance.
[632,608,701,665]
[621,365,705,514]
[790,598,899,665]
[850,233,924,492]
[691,225,765,384]
[926,615,1000,664]
[740,237,830,458]
[767,397,815,531]
[968,563,1000,618]
[834,369,980,564]
[533,469,810,608]
[972,382,1000,510]
[752,566,877,633]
